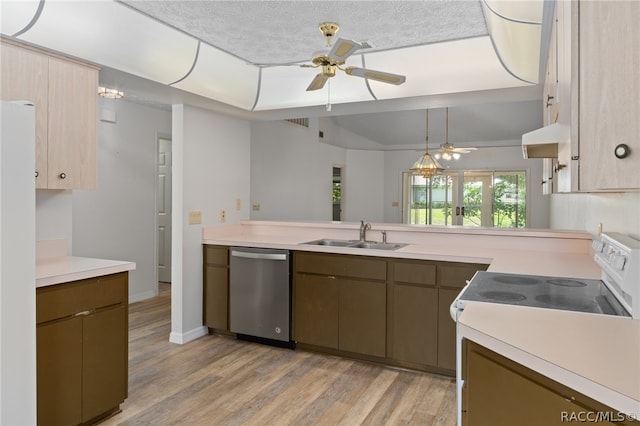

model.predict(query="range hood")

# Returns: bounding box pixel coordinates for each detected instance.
[522,123,563,158]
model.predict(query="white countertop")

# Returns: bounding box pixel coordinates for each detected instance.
[36,256,136,288]
[202,221,638,415]
[458,302,640,416]
[202,221,601,279]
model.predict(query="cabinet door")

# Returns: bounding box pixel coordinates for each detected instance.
[392,284,437,366]
[437,288,459,370]
[293,274,339,349]
[37,317,83,426]
[0,42,49,188]
[47,58,97,189]
[463,340,625,426]
[82,305,127,422]
[578,1,640,190]
[204,265,228,330]
[339,279,386,357]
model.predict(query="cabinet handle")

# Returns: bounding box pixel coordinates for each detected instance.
[614,144,630,159]
[546,94,555,108]
[74,310,92,317]
[59,172,67,179]
[35,171,39,178]
[327,275,336,280]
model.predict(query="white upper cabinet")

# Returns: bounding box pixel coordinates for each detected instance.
[553,1,640,192]
[1,39,98,189]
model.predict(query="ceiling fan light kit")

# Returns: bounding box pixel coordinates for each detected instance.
[432,108,478,161]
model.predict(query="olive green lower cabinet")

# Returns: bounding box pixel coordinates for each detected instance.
[389,260,439,367]
[203,245,229,332]
[292,251,487,375]
[462,339,636,426]
[36,272,128,426]
[293,252,387,358]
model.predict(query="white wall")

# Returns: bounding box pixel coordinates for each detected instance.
[383,145,550,228]
[344,150,385,222]
[36,190,72,244]
[250,119,346,221]
[73,98,171,302]
[550,192,640,238]
[171,104,251,344]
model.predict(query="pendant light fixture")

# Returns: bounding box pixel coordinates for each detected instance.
[410,109,444,178]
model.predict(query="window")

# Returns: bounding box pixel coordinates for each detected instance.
[403,170,527,228]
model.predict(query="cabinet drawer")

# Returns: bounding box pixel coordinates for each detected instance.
[392,260,436,285]
[438,263,488,289]
[204,245,228,266]
[37,273,127,324]
[294,252,386,281]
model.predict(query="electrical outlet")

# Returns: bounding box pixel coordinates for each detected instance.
[252,203,261,211]
[236,198,241,211]
[220,210,226,223]
[188,210,202,225]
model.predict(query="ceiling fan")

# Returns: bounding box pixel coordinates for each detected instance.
[294,22,407,92]
[433,108,478,160]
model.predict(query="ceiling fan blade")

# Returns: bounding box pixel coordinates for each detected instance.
[328,38,362,63]
[306,73,329,91]
[344,67,406,85]
[452,147,478,153]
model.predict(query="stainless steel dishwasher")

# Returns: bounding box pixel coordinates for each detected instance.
[229,247,292,346]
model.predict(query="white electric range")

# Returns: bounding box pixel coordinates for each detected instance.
[449,232,640,426]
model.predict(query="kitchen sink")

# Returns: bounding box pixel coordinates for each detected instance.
[302,239,357,247]
[348,241,407,250]
[301,239,406,251]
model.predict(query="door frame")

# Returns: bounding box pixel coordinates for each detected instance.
[154,133,172,293]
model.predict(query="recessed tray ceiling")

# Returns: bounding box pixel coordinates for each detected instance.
[1,0,547,112]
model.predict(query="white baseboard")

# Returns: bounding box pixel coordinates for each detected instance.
[128,289,157,304]
[169,326,208,345]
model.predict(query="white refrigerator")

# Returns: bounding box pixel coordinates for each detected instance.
[0,100,36,424]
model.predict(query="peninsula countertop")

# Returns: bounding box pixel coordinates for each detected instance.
[458,302,640,417]
[202,221,638,416]
[202,221,601,279]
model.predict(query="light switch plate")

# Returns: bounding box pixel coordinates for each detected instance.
[188,210,202,225]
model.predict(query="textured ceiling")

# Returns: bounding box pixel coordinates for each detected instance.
[120,0,488,64]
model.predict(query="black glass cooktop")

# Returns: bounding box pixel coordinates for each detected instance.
[459,271,630,317]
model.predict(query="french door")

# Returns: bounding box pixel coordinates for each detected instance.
[403,170,526,228]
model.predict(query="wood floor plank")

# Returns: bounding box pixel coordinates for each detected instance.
[102,284,457,426]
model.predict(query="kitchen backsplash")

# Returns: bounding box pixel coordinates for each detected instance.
[550,192,640,238]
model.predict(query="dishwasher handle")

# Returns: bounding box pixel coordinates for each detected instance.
[230,250,288,261]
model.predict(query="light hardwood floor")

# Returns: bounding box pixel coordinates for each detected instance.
[102,283,457,426]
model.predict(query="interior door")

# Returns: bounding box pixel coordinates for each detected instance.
[157,138,172,283]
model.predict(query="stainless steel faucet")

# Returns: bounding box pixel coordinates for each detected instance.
[359,220,371,242]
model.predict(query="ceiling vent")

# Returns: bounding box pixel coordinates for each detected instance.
[283,118,309,128]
